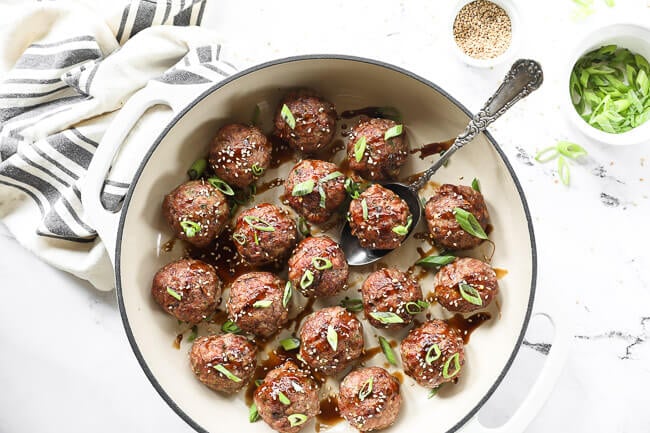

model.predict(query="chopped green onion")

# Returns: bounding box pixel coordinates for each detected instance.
[222,320,241,334]
[180,220,201,238]
[425,344,442,364]
[254,231,260,245]
[281,104,296,129]
[359,377,373,401]
[283,282,292,308]
[187,325,198,342]
[207,177,235,196]
[405,300,430,315]
[471,178,481,192]
[233,233,247,245]
[255,379,264,387]
[320,171,343,183]
[287,414,308,427]
[251,104,261,127]
[361,198,368,220]
[278,391,291,405]
[556,141,587,159]
[459,282,483,306]
[442,353,461,379]
[416,255,456,267]
[317,184,327,209]
[292,180,315,196]
[253,300,273,308]
[535,146,559,163]
[214,364,242,382]
[453,208,488,240]
[297,217,310,237]
[339,298,364,312]
[344,178,362,199]
[249,402,259,423]
[300,269,314,290]
[558,156,570,186]
[243,215,276,232]
[384,124,403,140]
[354,136,367,162]
[370,311,404,324]
[428,386,441,399]
[280,337,300,351]
[378,336,397,366]
[166,287,182,301]
[392,215,412,236]
[187,158,207,180]
[251,163,265,176]
[312,257,333,270]
[326,325,338,351]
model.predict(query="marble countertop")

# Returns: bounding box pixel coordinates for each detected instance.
[1,0,649,432]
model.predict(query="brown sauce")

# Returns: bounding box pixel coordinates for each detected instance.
[173,333,183,349]
[314,139,345,162]
[485,224,494,235]
[270,136,296,168]
[341,106,395,119]
[413,231,435,246]
[316,395,343,428]
[393,371,404,384]
[256,177,285,195]
[446,313,492,344]
[411,138,455,159]
[494,268,508,279]
[359,346,383,364]
[161,237,176,253]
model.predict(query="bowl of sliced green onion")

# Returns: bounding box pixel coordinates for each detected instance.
[568,22,650,145]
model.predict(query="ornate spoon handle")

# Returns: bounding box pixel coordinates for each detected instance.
[409,59,544,192]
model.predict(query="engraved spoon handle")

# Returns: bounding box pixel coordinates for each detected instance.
[409,59,544,192]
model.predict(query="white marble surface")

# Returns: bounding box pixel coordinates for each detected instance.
[1,0,650,432]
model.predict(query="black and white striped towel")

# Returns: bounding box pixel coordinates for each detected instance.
[0,0,238,290]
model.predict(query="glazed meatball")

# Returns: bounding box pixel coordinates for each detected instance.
[254,361,320,433]
[348,184,412,250]
[362,268,424,329]
[299,306,364,376]
[287,236,348,298]
[162,180,229,248]
[274,89,337,154]
[400,320,465,389]
[284,159,346,224]
[189,334,257,393]
[338,367,401,432]
[233,203,298,266]
[208,123,271,189]
[347,118,408,180]
[433,257,498,313]
[151,258,221,324]
[424,184,490,251]
[227,271,289,338]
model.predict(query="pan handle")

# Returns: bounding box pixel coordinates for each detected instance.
[462,294,571,433]
[81,81,204,265]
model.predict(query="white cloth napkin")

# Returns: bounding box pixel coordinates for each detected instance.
[0,0,238,290]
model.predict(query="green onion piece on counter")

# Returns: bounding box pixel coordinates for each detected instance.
[453,208,488,240]
[327,325,338,351]
[384,124,403,140]
[320,171,343,183]
[558,156,571,186]
[280,337,300,351]
[556,141,587,159]
[249,402,259,423]
[253,300,273,308]
[207,177,235,196]
[312,257,333,270]
[282,282,292,308]
[359,377,373,401]
[243,215,276,232]
[354,136,367,162]
[292,180,315,196]
[378,336,397,366]
[416,255,456,267]
[392,215,412,236]
[187,158,207,180]
[301,269,314,290]
[405,300,430,315]
[180,220,201,238]
[281,104,296,129]
[222,320,241,334]
[339,298,364,312]
[442,353,461,379]
[167,287,182,301]
[214,364,242,382]
[425,344,442,364]
[370,311,404,324]
[535,146,559,163]
[361,198,368,220]
[459,282,483,306]
[471,178,481,192]
[251,163,265,176]
[278,391,291,405]
[287,414,308,427]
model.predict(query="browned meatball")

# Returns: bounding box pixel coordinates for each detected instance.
[433,257,498,313]
[348,184,412,250]
[233,203,298,266]
[273,89,337,154]
[287,236,348,298]
[299,306,364,376]
[284,159,346,224]
[208,123,271,189]
[424,184,490,251]
[151,259,221,324]
[347,118,408,180]
[254,361,320,433]
[189,334,257,393]
[162,180,229,248]
[400,320,465,389]
[362,268,424,329]
[227,271,289,338]
[338,367,401,431]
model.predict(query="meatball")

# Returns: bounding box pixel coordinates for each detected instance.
[208,123,271,189]
[362,268,424,329]
[273,89,337,154]
[347,118,408,180]
[254,361,320,433]
[433,257,498,313]
[400,320,465,389]
[189,334,257,393]
[284,159,346,224]
[424,184,490,251]
[299,306,364,376]
[287,236,348,298]
[348,184,412,250]
[227,271,289,338]
[151,258,220,324]
[162,180,229,248]
[233,203,298,266]
[338,367,401,431]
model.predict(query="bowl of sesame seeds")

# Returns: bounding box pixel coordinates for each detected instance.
[450,0,519,68]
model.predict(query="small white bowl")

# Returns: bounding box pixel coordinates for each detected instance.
[449,0,521,68]
[565,21,650,146]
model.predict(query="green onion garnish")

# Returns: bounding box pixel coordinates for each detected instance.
[282,281,292,308]
[300,269,314,290]
[222,320,241,334]
[354,136,367,162]
[292,180,315,196]
[233,233,247,245]
[459,282,483,306]
[187,325,198,342]
[416,255,456,267]
[405,300,429,315]
[320,171,343,183]
[453,208,487,240]
[556,141,587,159]
[370,311,404,324]
[384,124,403,140]
[207,177,235,196]
[253,300,273,308]
[326,325,338,351]
[214,364,242,382]
[558,155,570,186]
[378,336,397,366]
[187,158,207,180]
[392,215,412,236]
[471,178,481,192]
[361,198,368,220]
[255,379,264,387]
[318,184,326,209]
[251,163,265,176]
[278,391,291,405]
[358,377,373,401]
[428,386,441,399]
[243,215,276,232]
[425,344,442,364]
[166,287,182,301]
[297,216,310,237]
[287,414,308,427]
[280,337,300,351]
[180,220,201,237]
[442,353,461,379]
[249,402,259,423]
[535,146,559,163]
[281,104,296,129]
[312,257,333,270]
[253,231,260,245]
[344,178,362,199]
[339,298,364,312]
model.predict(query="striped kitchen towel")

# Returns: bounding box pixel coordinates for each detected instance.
[0,0,238,290]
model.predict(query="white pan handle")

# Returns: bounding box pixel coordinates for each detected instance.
[81,81,206,265]
[462,294,571,433]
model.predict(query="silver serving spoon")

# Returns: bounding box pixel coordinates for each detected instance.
[341,59,544,266]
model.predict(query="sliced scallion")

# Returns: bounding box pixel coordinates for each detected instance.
[405,300,429,315]
[453,208,487,240]
[243,215,276,232]
[339,298,364,312]
[370,311,404,324]
[416,255,456,267]
[425,344,442,364]
[300,269,314,290]
[222,320,241,334]
[280,337,300,351]
[214,364,242,382]
[378,336,397,366]
[253,300,273,308]
[459,282,483,306]
[392,215,412,236]
[384,124,403,140]
[207,177,235,196]
[354,136,367,162]
[278,391,291,405]
[312,257,333,270]
[326,325,338,351]
[442,353,461,379]
[287,414,308,427]
[283,282,292,308]
[187,158,207,180]
[281,104,296,129]
[180,220,201,238]
[292,180,315,196]
[167,287,182,301]
[359,377,373,401]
